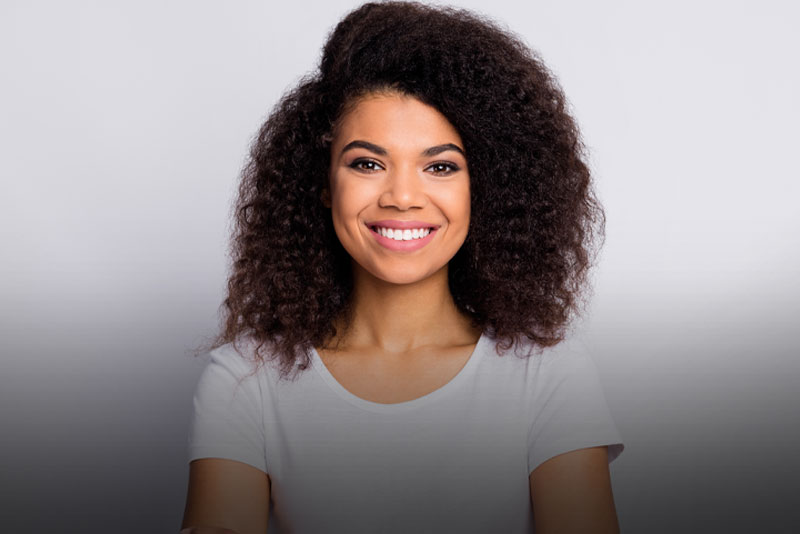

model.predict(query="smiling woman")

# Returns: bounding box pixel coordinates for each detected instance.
[181,2,623,533]
[325,93,471,286]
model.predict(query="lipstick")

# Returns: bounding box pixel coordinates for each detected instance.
[365,221,439,252]
[365,220,440,230]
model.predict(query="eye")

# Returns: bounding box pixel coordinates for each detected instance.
[426,161,460,176]
[348,158,384,173]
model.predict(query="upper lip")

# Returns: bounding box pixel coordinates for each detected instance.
[366,220,440,230]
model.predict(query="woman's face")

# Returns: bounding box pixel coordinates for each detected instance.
[326,92,470,285]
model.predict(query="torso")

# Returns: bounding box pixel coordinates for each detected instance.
[315,335,481,404]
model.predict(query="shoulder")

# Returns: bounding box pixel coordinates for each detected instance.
[208,337,259,367]
[528,334,607,395]
[206,335,286,378]
[537,335,599,375]
[478,331,615,421]
[482,330,597,376]
[465,333,599,410]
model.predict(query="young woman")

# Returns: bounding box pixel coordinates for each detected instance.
[181,2,623,533]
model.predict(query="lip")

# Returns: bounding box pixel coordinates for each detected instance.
[366,222,438,252]
[365,219,441,230]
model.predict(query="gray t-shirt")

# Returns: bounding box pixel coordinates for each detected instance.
[188,331,624,533]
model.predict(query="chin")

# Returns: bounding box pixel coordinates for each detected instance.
[372,265,443,286]
[376,273,426,285]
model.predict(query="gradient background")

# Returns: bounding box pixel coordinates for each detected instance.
[2,1,798,532]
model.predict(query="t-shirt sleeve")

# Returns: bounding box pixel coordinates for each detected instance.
[187,345,268,474]
[527,338,624,474]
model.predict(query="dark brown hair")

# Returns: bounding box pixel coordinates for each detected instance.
[196,1,605,380]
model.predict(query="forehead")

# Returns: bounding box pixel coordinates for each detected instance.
[332,92,463,147]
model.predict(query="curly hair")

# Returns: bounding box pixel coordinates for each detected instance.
[197,1,605,380]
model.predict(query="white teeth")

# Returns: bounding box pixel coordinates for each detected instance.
[374,226,432,240]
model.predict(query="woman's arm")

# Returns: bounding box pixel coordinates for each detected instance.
[529,446,619,533]
[181,458,270,534]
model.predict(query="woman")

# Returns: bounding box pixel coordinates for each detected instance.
[181,2,623,533]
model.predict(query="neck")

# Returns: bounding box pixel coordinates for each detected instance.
[331,262,478,354]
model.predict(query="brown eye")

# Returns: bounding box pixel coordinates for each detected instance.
[349,159,383,172]
[427,162,460,175]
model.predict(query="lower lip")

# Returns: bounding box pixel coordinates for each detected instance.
[367,225,438,251]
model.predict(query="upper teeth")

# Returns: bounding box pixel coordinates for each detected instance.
[374,226,432,240]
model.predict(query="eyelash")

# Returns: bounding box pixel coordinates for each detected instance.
[348,159,460,176]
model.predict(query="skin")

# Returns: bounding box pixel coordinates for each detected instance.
[181,91,619,533]
[321,91,478,357]
[531,447,620,533]
[181,458,270,534]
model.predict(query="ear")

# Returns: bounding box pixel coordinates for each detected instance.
[321,188,331,208]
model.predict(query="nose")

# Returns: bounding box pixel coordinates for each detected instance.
[379,163,427,210]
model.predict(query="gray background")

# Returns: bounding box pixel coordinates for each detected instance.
[2,0,798,532]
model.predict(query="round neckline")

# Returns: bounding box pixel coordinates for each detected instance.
[310,332,487,413]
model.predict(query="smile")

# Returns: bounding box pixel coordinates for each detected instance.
[366,223,438,251]
[372,226,432,240]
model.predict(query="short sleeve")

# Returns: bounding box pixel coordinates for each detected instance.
[187,345,268,474]
[527,339,624,474]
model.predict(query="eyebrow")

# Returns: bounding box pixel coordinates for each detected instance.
[340,140,466,158]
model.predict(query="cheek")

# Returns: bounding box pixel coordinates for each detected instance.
[443,183,471,226]
[461,179,472,222]
[331,188,353,217]
[330,181,371,233]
